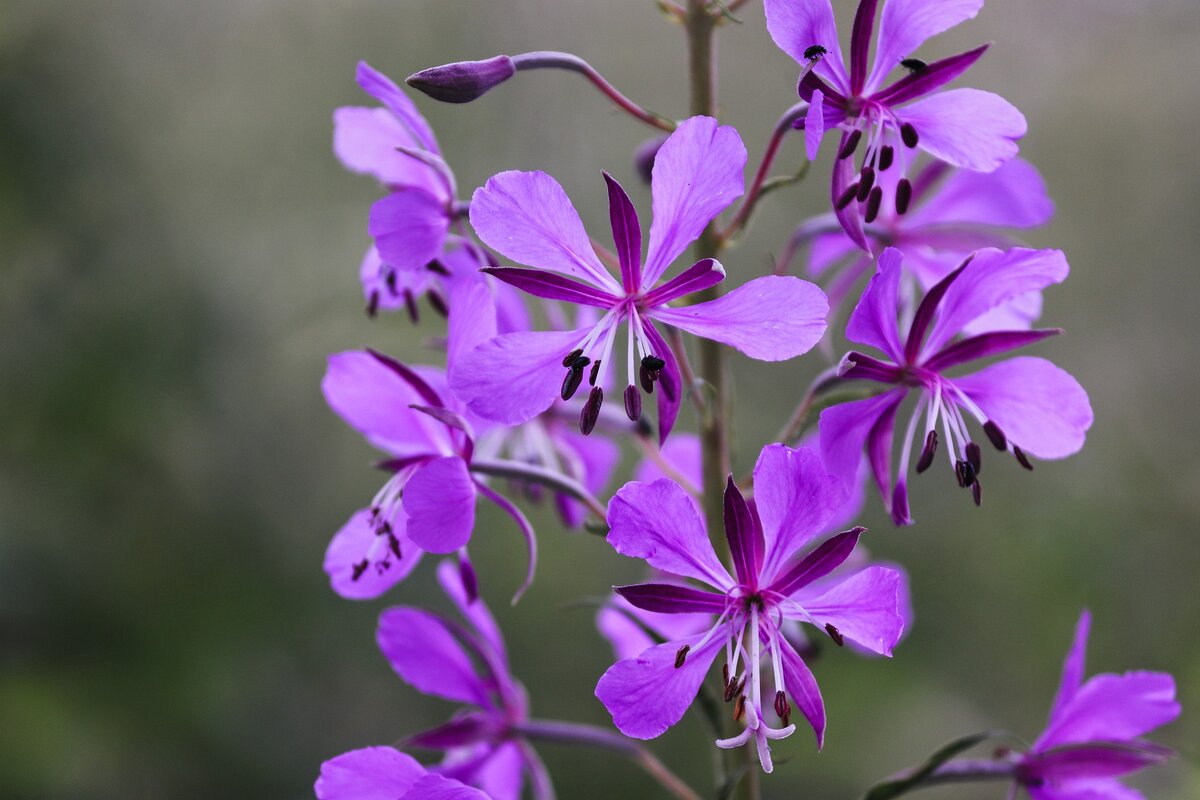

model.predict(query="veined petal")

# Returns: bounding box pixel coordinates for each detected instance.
[1036,671,1180,751]
[614,583,729,615]
[777,636,826,748]
[377,607,489,706]
[446,276,498,367]
[754,444,849,579]
[369,189,452,274]
[606,479,732,590]
[723,477,765,586]
[649,276,827,361]
[789,565,904,655]
[356,61,440,153]
[325,508,422,600]
[805,89,826,161]
[952,357,1092,459]
[872,45,990,107]
[924,328,1061,372]
[402,456,477,553]
[595,632,725,739]
[643,116,747,287]
[763,0,848,92]
[316,747,425,800]
[449,328,590,425]
[323,352,447,455]
[898,88,1027,172]
[469,171,618,291]
[847,0,880,96]
[846,247,906,362]
[333,107,445,195]
[769,526,865,597]
[905,157,1054,230]
[604,172,643,294]
[482,267,620,308]
[866,0,984,90]
[640,258,725,307]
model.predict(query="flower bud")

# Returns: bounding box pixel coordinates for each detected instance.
[406,55,515,103]
[633,135,668,185]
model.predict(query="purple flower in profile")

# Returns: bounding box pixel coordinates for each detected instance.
[596,444,905,771]
[1014,610,1180,799]
[450,116,828,443]
[763,0,1026,248]
[317,561,549,800]
[819,246,1092,525]
[316,747,487,800]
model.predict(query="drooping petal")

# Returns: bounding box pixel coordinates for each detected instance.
[845,247,905,361]
[649,276,828,361]
[606,479,733,590]
[763,0,848,91]
[641,319,683,445]
[325,508,422,600]
[642,116,747,287]
[905,157,1054,230]
[483,267,620,308]
[615,582,729,615]
[819,389,907,495]
[368,189,452,274]
[805,89,826,161]
[789,565,905,655]
[753,444,849,579]
[866,394,905,524]
[377,607,489,706]
[323,351,448,455]
[897,88,1027,172]
[469,171,619,291]
[402,456,477,553]
[1035,671,1180,751]
[449,328,591,425]
[831,130,871,252]
[777,637,826,748]
[866,0,984,91]
[356,61,440,153]
[603,171,643,294]
[316,747,425,800]
[436,559,507,666]
[333,107,446,195]
[595,631,725,739]
[952,357,1092,459]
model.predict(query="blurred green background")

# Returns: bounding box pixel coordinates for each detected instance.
[2,0,1197,797]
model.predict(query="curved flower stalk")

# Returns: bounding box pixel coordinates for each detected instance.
[316,747,488,800]
[782,158,1055,332]
[596,444,906,772]
[818,247,1092,525]
[449,116,829,443]
[763,0,1026,248]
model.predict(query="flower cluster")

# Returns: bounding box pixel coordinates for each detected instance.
[313,1,1177,797]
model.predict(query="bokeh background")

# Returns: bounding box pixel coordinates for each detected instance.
[2,0,1197,797]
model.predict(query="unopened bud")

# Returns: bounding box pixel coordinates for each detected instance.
[407,55,516,103]
[634,135,668,185]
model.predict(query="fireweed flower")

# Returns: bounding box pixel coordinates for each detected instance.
[818,246,1093,525]
[596,444,905,771]
[1013,610,1180,799]
[316,748,487,800]
[450,116,828,442]
[763,0,1026,248]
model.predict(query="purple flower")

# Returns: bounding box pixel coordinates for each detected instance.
[595,444,906,771]
[317,561,549,800]
[449,116,828,443]
[763,0,1026,248]
[1014,610,1180,799]
[315,747,488,800]
[818,246,1092,525]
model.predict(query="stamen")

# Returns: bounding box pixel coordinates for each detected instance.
[580,386,604,434]
[901,122,919,148]
[674,644,690,669]
[561,364,585,401]
[734,694,747,722]
[427,290,449,319]
[836,184,860,211]
[562,348,584,368]
[774,691,791,726]
[384,269,399,296]
[856,166,876,202]
[955,458,976,488]
[623,384,642,422]
[366,290,380,318]
[864,185,884,223]
[825,623,845,647]
[403,289,419,323]
[972,478,983,506]
[878,145,894,171]
[895,178,913,215]
[589,359,602,386]
[351,558,370,581]
[916,430,939,473]
[966,442,982,474]
[838,129,863,160]
[983,421,1007,451]
[1013,446,1034,471]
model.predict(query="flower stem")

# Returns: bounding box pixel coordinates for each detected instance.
[512,52,677,132]
[515,719,704,800]
[719,101,807,242]
[468,457,607,520]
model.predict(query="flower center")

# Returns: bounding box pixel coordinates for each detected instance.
[835,101,921,224]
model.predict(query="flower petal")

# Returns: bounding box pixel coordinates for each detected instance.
[325,508,423,600]
[597,596,712,662]
[615,583,729,615]
[777,637,826,748]
[905,157,1054,230]
[595,632,724,739]
[377,606,491,706]
[924,328,1061,373]
[1022,742,1174,784]
[469,171,618,291]
[436,559,507,666]
[316,747,425,800]
[831,131,872,251]
[872,45,989,107]
[333,107,446,195]
[368,189,452,274]
[952,357,1092,459]
[898,88,1027,172]
[606,479,732,589]
[640,258,726,307]
[763,0,848,91]
[483,267,620,308]
[753,444,849,580]
[359,245,434,315]
[604,172,643,294]
[650,276,828,361]
[768,526,866,597]
[845,247,906,362]
[322,351,448,455]
[790,565,905,655]
[805,89,826,161]
[474,741,526,800]
[1036,671,1180,751]
[866,0,984,91]
[402,774,490,800]
[449,328,590,425]
[356,61,440,153]
[402,457,477,553]
[1049,610,1091,723]
[1030,779,1147,800]
[643,116,747,287]
[635,432,703,493]
[641,319,683,445]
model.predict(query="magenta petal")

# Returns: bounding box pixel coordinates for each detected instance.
[333,107,446,195]
[474,741,525,800]
[641,320,683,445]
[368,189,452,273]
[325,508,422,600]
[603,172,643,294]
[763,0,848,91]
[469,171,619,291]
[846,247,906,361]
[402,457,477,553]
[650,276,827,361]
[643,116,747,287]
[790,565,905,655]
[831,131,871,252]
[436,560,507,665]
[1036,671,1181,751]
[872,44,990,107]
[323,351,447,455]
[377,607,488,706]
[356,61,440,153]
[641,258,726,307]
[777,637,826,748]
[898,88,1027,171]
[401,774,490,800]
[753,444,849,579]
[635,433,703,493]
[1050,610,1092,722]
[483,267,620,308]
[595,632,724,739]
[597,596,712,662]
[952,357,1092,459]
[606,479,732,590]
[316,747,425,800]
[1030,781,1147,800]
[819,389,907,495]
[924,328,1061,372]
[446,277,498,366]
[615,582,729,615]
[449,328,589,425]
[847,0,879,95]
[805,89,826,161]
[1022,742,1174,784]
[866,0,984,91]
[768,526,865,597]
[906,157,1054,230]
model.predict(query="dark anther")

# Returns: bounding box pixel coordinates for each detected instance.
[561,365,585,401]
[972,478,983,506]
[580,386,604,435]
[428,290,449,319]
[426,259,451,277]
[864,185,884,224]
[351,558,370,581]
[623,384,642,422]
[774,690,792,725]
[836,183,860,211]
[901,122,920,148]
[385,269,399,296]
[895,178,913,215]
[966,442,982,474]
[403,289,420,323]
[459,559,478,603]
[983,420,1007,451]
[588,359,602,386]
[825,623,845,647]
[916,430,938,473]
[634,417,653,437]
[856,166,876,202]
[562,348,584,368]
[674,644,690,669]
[639,363,655,394]
[388,534,403,561]
[733,694,747,722]
[838,129,863,160]
[641,355,666,373]
[900,57,929,73]
[803,44,828,61]
[366,290,380,318]
[955,458,977,488]
[878,145,895,171]
[1013,446,1034,471]
[571,354,592,371]
[722,663,730,688]
[723,674,738,702]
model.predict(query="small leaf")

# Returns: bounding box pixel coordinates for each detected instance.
[863,731,1013,800]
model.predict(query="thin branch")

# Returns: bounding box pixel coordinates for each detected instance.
[719,101,807,242]
[469,457,607,520]
[512,52,677,132]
